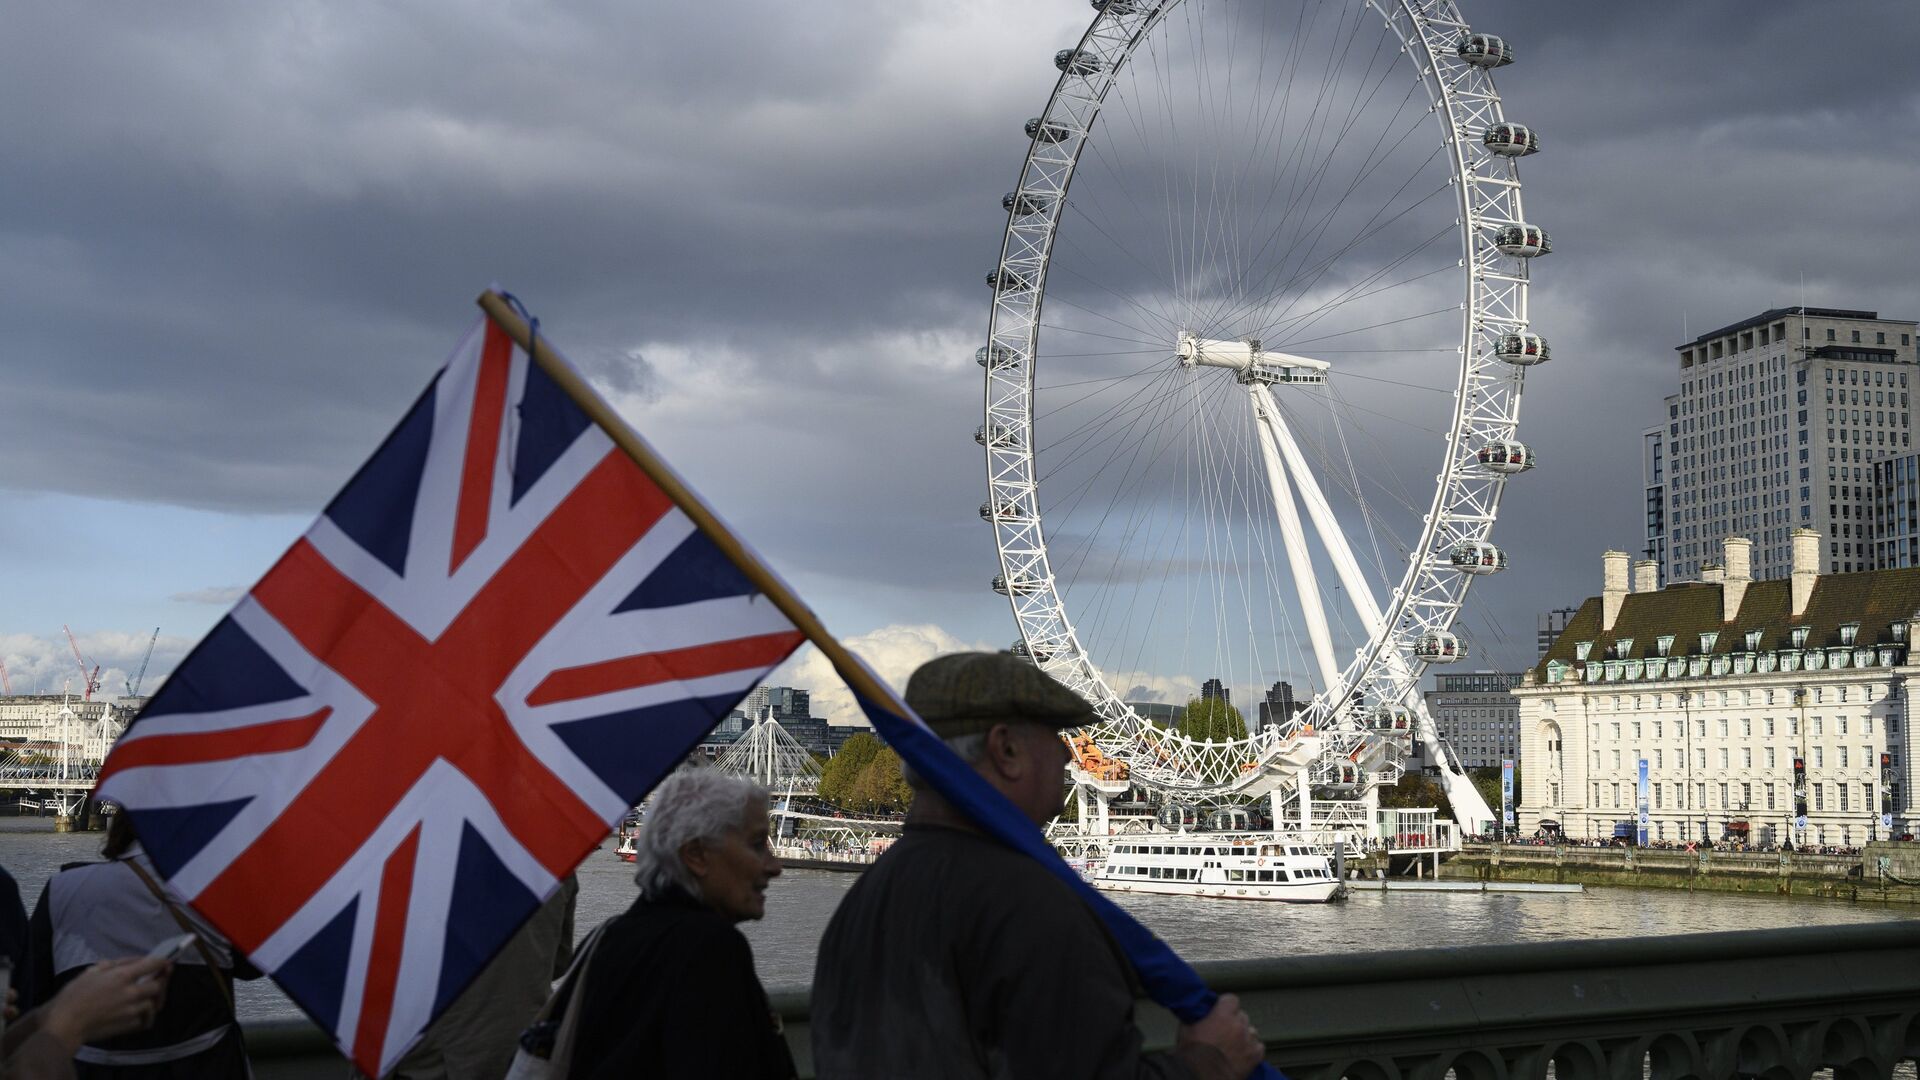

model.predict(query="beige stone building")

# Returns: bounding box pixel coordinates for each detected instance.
[1518,532,1914,847]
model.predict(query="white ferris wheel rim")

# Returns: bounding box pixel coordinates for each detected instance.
[982,0,1537,789]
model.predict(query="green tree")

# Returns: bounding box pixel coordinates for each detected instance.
[1468,764,1518,816]
[848,748,912,813]
[1175,697,1247,743]
[1379,773,1453,817]
[819,732,883,808]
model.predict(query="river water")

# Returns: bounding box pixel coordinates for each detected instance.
[2,822,1913,1023]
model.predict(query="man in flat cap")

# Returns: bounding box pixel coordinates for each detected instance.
[810,652,1261,1080]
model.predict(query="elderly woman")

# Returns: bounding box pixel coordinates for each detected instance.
[566,769,794,1079]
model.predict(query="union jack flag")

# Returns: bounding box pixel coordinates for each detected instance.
[96,300,804,1076]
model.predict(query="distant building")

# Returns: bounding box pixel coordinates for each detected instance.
[1200,678,1229,705]
[1256,681,1299,729]
[1538,607,1580,659]
[716,685,869,758]
[1518,536,1916,847]
[1872,450,1920,568]
[1653,306,1917,584]
[1422,672,1522,770]
[1642,425,1667,580]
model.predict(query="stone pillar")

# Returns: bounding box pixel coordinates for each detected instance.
[1723,536,1752,623]
[1633,559,1659,593]
[1791,528,1821,617]
[1601,550,1630,631]
[1701,562,1725,584]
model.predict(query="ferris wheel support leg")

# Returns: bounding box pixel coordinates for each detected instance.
[1256,385,1385,632]
[1249,386,1343,694]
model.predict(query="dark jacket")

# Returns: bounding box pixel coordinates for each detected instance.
[566,886,795,1080]
[811,824,1206,1080]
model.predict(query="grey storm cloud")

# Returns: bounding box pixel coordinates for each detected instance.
[5,2,1920,675]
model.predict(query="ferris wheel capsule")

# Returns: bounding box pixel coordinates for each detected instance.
[975,423,1020,448]
[1449,541,1508,575]
[1483,123,1539,157]
[980,500,1028,521]
[1025,117,1073,143]
[1055,49,1104,76]
[1494,224,1552,257]
[1003,191,1057,217]
[1456,33,1513,68]
[1476,440,1534,474]
[1010,639,1057,663]
[1091,0,1140,12]
[1370,704,1413,732]
[992,573,1044,597]
[987,267,1032,292]
[1494,333,1551,366]
[977,344,1022,369]
[1414,631,1467,663]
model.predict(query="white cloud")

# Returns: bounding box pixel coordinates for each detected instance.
[766,622,995,726]
[0,630,191,701]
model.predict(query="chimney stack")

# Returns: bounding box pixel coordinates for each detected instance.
[1722,536,1752,623]
[1632,559,1659,594]
[1791,528,1821,617]
[1601,550,1630,631]
[1700,562,1725,585]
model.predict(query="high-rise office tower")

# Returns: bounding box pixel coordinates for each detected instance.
[1649,307,1917,583]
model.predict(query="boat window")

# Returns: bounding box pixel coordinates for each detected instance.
[1227,870,1243,882]
[1149,867,1162,879]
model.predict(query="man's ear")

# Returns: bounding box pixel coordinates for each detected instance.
[985,723,1026,779]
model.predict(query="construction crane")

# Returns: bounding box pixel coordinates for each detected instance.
[62,625,101,702]
[126,627,160,698]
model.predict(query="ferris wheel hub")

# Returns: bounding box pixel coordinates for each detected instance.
[1174,332,1329,385]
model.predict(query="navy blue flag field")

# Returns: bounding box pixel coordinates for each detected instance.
[97,294,806,1076]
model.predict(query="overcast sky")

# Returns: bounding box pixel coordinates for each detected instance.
[5,2,1919,719]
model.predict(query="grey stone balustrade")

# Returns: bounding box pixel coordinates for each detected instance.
[247,922,1919,1079]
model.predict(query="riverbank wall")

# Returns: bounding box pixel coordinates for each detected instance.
[1441,841,1920,904]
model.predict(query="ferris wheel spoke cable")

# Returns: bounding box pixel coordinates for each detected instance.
[1187,15,1410,338]
[1251,183,1456,347]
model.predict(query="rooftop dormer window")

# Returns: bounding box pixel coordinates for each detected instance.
[1574,641,1593,661]
[1790,625,1811,649]
[1698,631,1719,654]
[1840,622,1860,646]
[1613,637,1634,659]
[1655,634,1675,657]
[1744,629,1763,651]
[1894,621,1910,644]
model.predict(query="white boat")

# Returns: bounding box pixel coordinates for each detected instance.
[1091,834,1343,903]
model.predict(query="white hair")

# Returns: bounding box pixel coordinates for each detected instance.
[900,732,990,789]
[632,768,770,901]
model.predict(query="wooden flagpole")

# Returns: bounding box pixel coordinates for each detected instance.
[475,290,904,709]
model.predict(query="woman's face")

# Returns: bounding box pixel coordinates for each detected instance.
[683,795,782,922]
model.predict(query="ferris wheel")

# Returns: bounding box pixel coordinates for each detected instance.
[979,0,1545,817]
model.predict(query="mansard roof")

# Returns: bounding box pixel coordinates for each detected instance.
[1532,567,1920,680]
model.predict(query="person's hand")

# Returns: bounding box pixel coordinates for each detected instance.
[38,957,171,1051]
[1177,992,1264,1077]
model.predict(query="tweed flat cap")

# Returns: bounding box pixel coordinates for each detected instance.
[904,651,1096,737]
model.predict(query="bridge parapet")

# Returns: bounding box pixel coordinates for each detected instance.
[247,922,1920,1078]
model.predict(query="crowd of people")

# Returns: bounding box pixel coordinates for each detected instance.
[1465,832,1869,857]
[0,651,1268,1079]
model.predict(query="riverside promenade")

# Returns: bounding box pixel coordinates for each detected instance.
[247,921,1920,1078]
[1445,841,1920,905]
